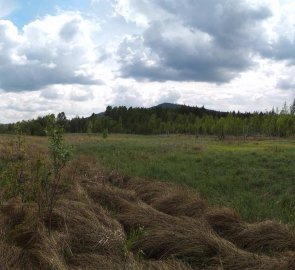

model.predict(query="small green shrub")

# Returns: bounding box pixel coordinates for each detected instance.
[102,129,108,139]
[44,116,71,233]
[0,116,71,234]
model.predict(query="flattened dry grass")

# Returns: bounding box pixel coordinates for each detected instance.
[126,178,208,218]
[68,253,148,270]
[116,201,289,269]
[126,178,295,256]
[0,155,294,269]
[0,242,23,270]
[143,259,194,270]
[205,208,295,254]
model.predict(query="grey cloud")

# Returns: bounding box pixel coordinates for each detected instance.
[111,85,144,107]
[152,0,271,49]
[111,85,181,108]
[95,45,112,63]
[262,37,295,65]
[70,89,94,101]
[5,99,54,113]
[277,78,295,90]
[0,64,101,91]
[118,25,253,83]
[155,89,181,104]
[117,0,272,83]
[59,19,80,41]
[40,88,61,100]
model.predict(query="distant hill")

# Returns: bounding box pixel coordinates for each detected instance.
[151,103,183,109]
[150,103,229,118]
[93,112,105,118]
[1,101,294,137]
[95,103,228,116]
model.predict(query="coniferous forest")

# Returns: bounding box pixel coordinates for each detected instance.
[0,101,295,138]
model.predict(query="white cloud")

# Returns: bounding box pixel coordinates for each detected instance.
[155,88,181,105]
[276,66,295,90]
[40,87,62,100]
[69,87,94,101]
[111,84,145,107]
[0,11,103,91]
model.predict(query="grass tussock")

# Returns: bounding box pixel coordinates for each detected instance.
[69,254,144,270]
[205,208,295,254]
[55,200,126,255]
[126,178,295,257]
[86,182,138,213]
[150,188,207,218]
[0,242,23,270]
[116,201,289,269]
[0,154,295,269]
[143,259,194,270]
[126,178,207,218]
[125,179,179,204]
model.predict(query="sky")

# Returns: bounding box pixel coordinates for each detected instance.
[0,0,294,123]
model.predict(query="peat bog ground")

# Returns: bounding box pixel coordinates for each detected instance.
[72,134,295,225]
[0,134,294,269]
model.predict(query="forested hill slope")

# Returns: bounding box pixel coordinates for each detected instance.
[152,102,233,117]
[0,102,294,137]
[94,103,231,118]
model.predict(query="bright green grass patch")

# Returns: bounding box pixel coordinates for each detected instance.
[70,134,295,226]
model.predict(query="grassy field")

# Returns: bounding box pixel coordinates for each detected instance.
[69,134,295,226]
[1,133,295,269]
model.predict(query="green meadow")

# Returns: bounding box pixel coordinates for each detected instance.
[71,134,295,226]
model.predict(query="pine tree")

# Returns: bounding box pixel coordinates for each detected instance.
[290,98,295,115]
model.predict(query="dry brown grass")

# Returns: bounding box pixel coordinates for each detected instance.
[69,254,127,270]
[0,154,294,269]
[125,179,179,204]
[116,201,290,269]
[56,200,126,255]
[143,259,194,270]
[205,207,295,254]
[125,178,207,218]
[127,178,295,257]
[0,242,23,270]
[86,181,138,214]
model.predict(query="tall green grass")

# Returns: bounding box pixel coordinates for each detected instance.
[71,134,295,226]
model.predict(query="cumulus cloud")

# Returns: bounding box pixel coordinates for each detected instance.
[261,0,295,64]
[0,20,21,63]
[70,87,94,102]
[0,12,103,92]
[1,91,55,116]
[59,19,80,41]
[110,82,181,108]
[111,85,145,107]
[40,88,62,100]
[263,37,295,65]
[275,64,295,90]
[155,88,181,105]
[115,0,273,83]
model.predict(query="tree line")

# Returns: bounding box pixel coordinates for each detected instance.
[0,100,295,138]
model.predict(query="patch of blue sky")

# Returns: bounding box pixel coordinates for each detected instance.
[7,0,113,29]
